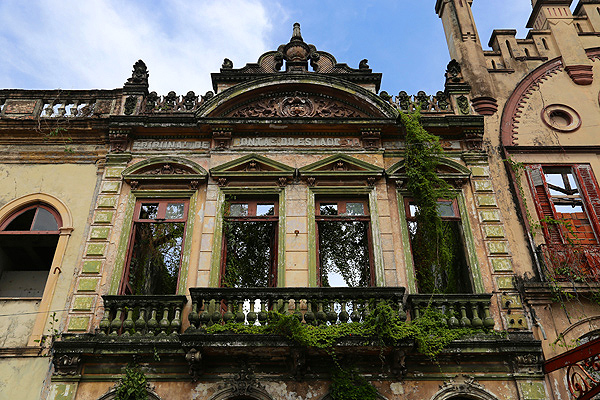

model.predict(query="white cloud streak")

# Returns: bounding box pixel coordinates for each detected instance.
[0,0,280,94]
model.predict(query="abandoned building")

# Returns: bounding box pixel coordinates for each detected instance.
[1,0,600,399]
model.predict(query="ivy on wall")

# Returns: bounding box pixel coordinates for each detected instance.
[400,110,458,293]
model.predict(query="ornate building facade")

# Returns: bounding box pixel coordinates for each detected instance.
[0,1,598,399]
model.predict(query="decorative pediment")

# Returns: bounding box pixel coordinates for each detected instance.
[387,157,470,187]
[122,157,208,190]
[210,154,295,186]
[299,154,384,186]
[211,23,382,92]
[224,91,369,119]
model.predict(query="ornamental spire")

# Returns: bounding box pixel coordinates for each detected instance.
[292,22,302,41]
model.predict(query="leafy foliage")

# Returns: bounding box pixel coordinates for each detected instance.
[115,364,148,400]
[400,110,458,293]
[330,368,377,400]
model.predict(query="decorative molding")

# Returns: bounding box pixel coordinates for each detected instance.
[471,96,498,116]
[185,348,203,381]
[108,130,131,153]
[52,354,81,376]
[212,129,232,150]
[432,375,500,400]
[226,91,369,119]
[565,64,593,85]
[361,129,381,149]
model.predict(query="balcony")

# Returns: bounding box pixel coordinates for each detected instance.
[538,244,600,282]
[407,294,495,329]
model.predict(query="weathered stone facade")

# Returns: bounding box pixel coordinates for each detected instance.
[1,2,599,399]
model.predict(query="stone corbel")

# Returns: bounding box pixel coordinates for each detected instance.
[290,348,307,380]
[565,64,593,85]
[109,129,131,153]
[463,129,484,152]
[213,129,232,150]
[361,129,381,150]
[53,354,81,376]
[390,349,406,378]
[185,348,203,382]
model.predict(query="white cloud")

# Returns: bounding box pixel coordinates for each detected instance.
[0,0,282,94]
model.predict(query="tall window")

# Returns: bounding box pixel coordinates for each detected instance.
[221,199,278,288]
[121,199,188,295]
[0,204,61,297]
[526,165,600,244]
[406,199,471,294]
[316,199,373,287]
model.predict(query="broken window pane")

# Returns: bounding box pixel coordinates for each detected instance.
[139,203,159,219]
[165,203,185,219]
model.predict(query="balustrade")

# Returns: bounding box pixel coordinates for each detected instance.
[187,287,406,330]
[40,100,95,117]
[407,294,495,329]
[98,295,187,336]
[380,90,452,113]
[141,90,212,113]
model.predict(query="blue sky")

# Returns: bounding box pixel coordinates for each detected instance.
[0,1,550,97]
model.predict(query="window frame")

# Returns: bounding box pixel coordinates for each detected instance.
[403,197,473,294]
[396,190,483,294]
[119,198,190,295]
[0,194,73,346]
[219,197,280,288]
[209,187,286,288]
[307,186,384,288]
[315,197,375,287]
[525,163,600,245]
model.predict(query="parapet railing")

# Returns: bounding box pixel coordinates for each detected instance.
[187,287,407,329]
[407,294,495,329]
[98,295,187,336]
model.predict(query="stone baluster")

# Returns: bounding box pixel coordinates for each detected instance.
[459,302,471,327]
[110,306,123,335]
[159,305,170,335]
[483,303,495,329]
[135,306,147,335]
[188,301,199,331]
[316,301,327,325]
[199,299,210,328]
[471,302,483,328]
[235,301,245,323]
[211,299,221,325]
[122,307,135,336]
[448,302,459,327]
[305,301,316,325]
[247,299,257,325]
[223,302,235,323]
[293,299,302,322]
[171,304,182,335]
[327,301,337,324]
[98,305,111,335]
[257,299,267,325]
[339,302,349,323]
[350,300,361,322]
[147,304,158,335]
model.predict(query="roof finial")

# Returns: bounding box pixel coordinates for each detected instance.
[292,22,302,41]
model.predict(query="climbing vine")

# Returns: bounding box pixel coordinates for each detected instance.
[399,110,458,293]
[115,364,148,400]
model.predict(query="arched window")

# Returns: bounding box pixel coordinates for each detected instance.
[491,60,496,69]
[542,38,549,50]
[576,23,583,33]
[0,204,61,297]
[524,48,530,57]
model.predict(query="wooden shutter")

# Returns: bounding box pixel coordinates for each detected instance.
[574,164,600,240]
[525,164,562,243]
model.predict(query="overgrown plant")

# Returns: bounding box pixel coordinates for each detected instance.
[115,364,148,400]
[400,110,457,293]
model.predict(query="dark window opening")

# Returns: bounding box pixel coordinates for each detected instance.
[221,199,278,288]
[542,38,549,50]
[121,200,188,295]
[406,200,472,294]
[0,204,61,297]
[316,199,373,287]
